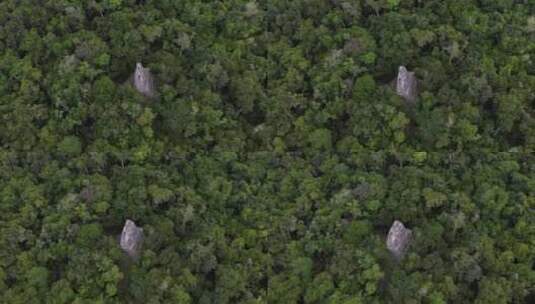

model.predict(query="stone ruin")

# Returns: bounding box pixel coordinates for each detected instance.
[396,66,417,102]
[133,62,155,97]
[386,220,412,260]
[120,219,143,259]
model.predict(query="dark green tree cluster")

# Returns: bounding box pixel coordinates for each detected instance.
[0,1,533,303]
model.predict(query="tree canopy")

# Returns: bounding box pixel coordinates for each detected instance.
[0,1,533,303]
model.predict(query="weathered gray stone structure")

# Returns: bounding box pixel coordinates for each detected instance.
[120,219,143,258]
[396,66,417,102]
[133,62,155,97]
[386,220,412,260]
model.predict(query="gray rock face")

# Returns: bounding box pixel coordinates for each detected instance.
[120,219,143,258]
[386,220,412,260]
[134,63,155,97]
[396,66,417,102]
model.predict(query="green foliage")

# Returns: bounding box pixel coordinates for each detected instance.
[0,0,533,303]
[57,136,82,156]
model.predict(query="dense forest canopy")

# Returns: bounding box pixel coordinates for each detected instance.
[0,0,534,303]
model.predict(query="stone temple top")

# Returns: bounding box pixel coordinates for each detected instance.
[120,219,143,258]
[396,66,417,102]
[386,220,412,260]
[134,62,155,97]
